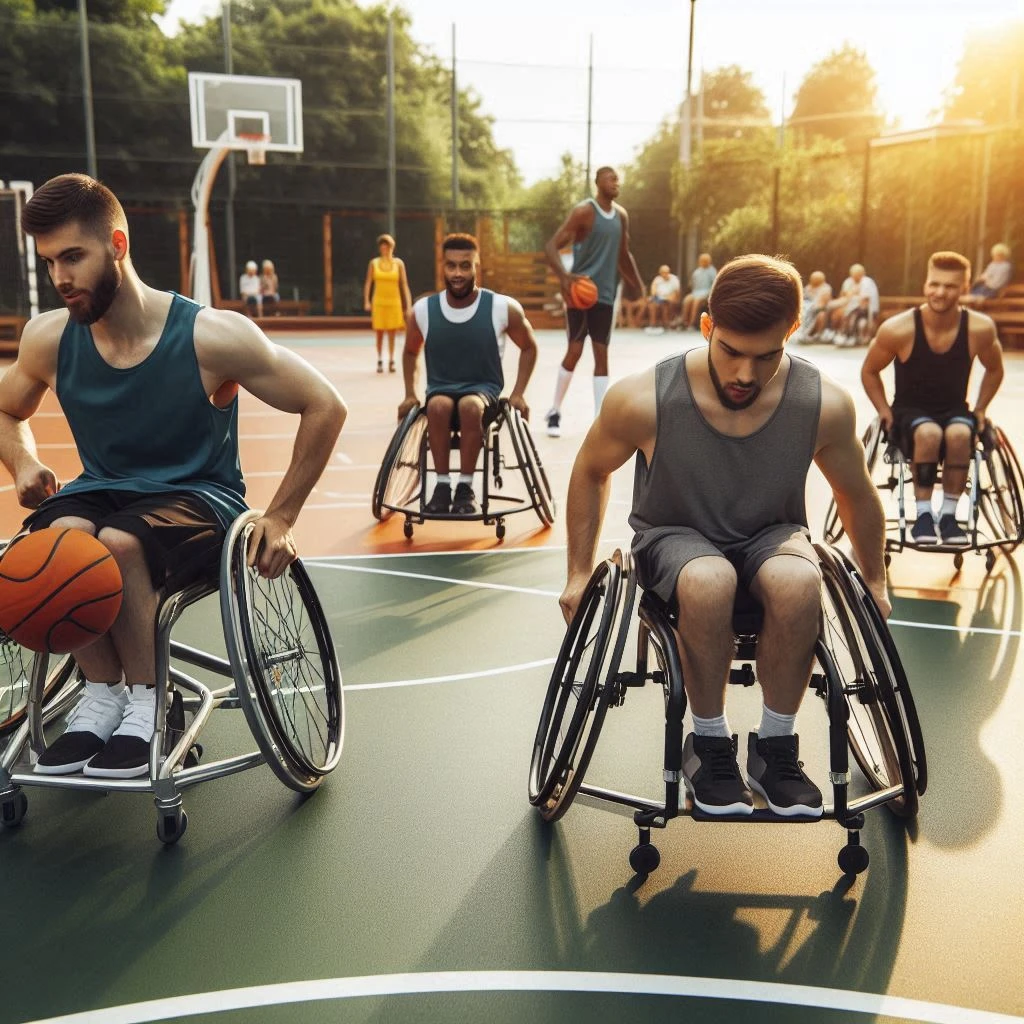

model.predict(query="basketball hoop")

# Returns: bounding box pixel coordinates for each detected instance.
[238,133,269,166]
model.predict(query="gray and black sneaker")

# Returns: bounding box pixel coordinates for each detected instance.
[451,482,479,516]
[424,482,452,515]
[682,733,753,816]
[35,683,127,775]
[545,409,561,438]
[746,732,823,818]
[938,513,968,546]
[910,514,940,545]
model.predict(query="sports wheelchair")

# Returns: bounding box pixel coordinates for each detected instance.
[824,418,1024,571]
[529,545,925,878]
[372,398,555,540]
[0,510,344,845]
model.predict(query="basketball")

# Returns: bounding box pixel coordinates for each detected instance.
[569,276,599,309]
[0,528,123,654]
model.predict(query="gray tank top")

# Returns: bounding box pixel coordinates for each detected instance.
[629,349,822,548]
[571,199,622,306]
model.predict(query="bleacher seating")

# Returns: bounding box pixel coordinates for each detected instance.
[878,284,1024,348]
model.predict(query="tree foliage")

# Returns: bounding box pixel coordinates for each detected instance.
[789,44,883,146]
[944,20,1024,125]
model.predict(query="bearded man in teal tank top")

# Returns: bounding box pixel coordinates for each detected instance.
[398,233,539,517]
[543,166,645,439]
[558,254,889,820]
[0,174,346,779]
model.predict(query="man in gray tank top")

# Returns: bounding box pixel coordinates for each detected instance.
[542,166,644,438]
[559,255,888,819]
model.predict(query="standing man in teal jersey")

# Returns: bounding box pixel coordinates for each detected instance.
[0,174,346,779]
[543,166,644,437]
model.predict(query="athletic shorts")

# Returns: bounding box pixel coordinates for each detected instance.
[631,522,819,608]
[424,392,500,431]
[889,405,975,460]
[566,302,614,346]
[24,490,225,592]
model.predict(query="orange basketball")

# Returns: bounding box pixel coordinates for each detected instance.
[569,276,599,309]
[0,528,123,654]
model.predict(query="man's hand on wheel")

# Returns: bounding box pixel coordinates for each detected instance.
[509,393,529,420]
[397,396,419,420]
[559,572,591,625]
[15,461,58,510]
[246,513,297,580]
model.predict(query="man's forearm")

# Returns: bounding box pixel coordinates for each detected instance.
[861,371,890,418]
[544,240,569,282]
[402,350,419,400]
[510,345,537,397]
[0,413,40,478]
[974,368,1004,415]
[565,462,610,582]
[264,399,346,527]
[837,487,886,587]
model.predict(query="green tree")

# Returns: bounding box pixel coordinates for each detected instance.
[789,44,883,146]
[701,65,771,141]
[943,20,1024,124]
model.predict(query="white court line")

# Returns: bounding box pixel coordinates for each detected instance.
[888,619,1024,639]
[21,970,1024,1024]
[306,547,568,562]
[306,561,560,597]
[346,658,555,691]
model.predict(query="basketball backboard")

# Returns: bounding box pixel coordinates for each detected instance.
[188,72,303,153]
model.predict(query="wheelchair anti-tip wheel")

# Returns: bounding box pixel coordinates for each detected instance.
[817,545,925,818]
[824,419,883,545]
[529,554,637,822]
[222,514,344,794]
[373,405,427,522]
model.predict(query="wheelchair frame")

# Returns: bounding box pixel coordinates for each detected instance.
[529,545,926,878]
[372,399,555,540]
[0,510,344,845]
[825,418,1024,571]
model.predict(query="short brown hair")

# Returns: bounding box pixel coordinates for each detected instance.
[441,233,478,254]
[377,233,395,248]
[928,250,971,279]
[707,254,802,333]
[21,173,127,240]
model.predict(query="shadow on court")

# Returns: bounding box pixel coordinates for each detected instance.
[891,557,1021,849]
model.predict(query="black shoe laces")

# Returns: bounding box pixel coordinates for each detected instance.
[705,742,743,782]
[765,740,806,782]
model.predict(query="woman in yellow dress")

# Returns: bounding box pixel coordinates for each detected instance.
[363,234,412,373]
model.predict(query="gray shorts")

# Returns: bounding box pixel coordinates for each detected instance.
[631,523,819,606]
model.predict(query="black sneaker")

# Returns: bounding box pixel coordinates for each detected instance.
[424,482,451,515]
[938,513,968,546]
[545,409,561,438]
[451,482,479,516]
[35,684,127,775]
[84,686,155,779]
[910,514,940,545]
[682,733,753,816]
[746,732,823,818]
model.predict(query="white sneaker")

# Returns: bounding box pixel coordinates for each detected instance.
[35,682,128,775]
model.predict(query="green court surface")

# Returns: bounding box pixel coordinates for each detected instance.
[2,334,1024,1024]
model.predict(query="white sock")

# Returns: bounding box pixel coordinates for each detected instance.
[117,685,157,740]
[593,375,609,415]
[436,474,451,485]
[691,711,730,739]
[915,500,933,520]
[85,677,125,695]
[940,494,958,517]
[458,473,474,487]
[757,705,796,739]
[551,366,573,412]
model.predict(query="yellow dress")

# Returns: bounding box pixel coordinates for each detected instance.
[371,258,405,331]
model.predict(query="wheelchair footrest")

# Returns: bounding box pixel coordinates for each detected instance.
[729,664,756,687]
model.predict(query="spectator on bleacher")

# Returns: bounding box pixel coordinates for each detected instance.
[645,264,681,333]
[969,243,1013,300]
[364,233,413,374]
[793,271,833,342]
[260,260,280,316]
[824,263,879,347]
[616,290,648,329]
[239,260,262,318]
[681,253,717,329]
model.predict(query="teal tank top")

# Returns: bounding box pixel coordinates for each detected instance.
[571,199,622,306]
[424,290,503,400]
[51,292,247,527]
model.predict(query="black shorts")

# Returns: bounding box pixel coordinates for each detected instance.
[890,405,975,460]
[24,490,225,592]
[425,392,500,431]
[566,302,614,346]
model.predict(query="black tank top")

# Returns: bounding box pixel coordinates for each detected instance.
[893,308,971,413]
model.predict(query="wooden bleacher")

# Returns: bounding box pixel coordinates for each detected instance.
[215,298,312,318]
[878,284,1024,348]
[0,315,28,356]
[481,251,564,330]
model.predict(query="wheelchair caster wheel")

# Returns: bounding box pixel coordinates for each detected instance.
[953,552,964,571]
[495,475,504,488]
[629,842,660,875]
[985,550,996,572]
[883,553,891,568]
[837,842,869,876]
[1,791,28,828]
[496,522,506,540]
[403,521,414,539]
[156,809,188,846]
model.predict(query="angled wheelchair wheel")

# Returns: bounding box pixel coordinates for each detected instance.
[978,426,1024,551]
[824,419,883,544]
[0,635,75,737]
[222,514,344,793]
[506,406,556,526]
[372,406,426,521]
[817,545,921,817]
[529,554,636,821]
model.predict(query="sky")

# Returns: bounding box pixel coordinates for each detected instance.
[159,0,1023,183]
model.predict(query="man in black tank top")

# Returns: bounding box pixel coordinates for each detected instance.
[559,255,888,819]
[862,251,1004,546]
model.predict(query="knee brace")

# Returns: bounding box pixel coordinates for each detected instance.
[912,462,938,488]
